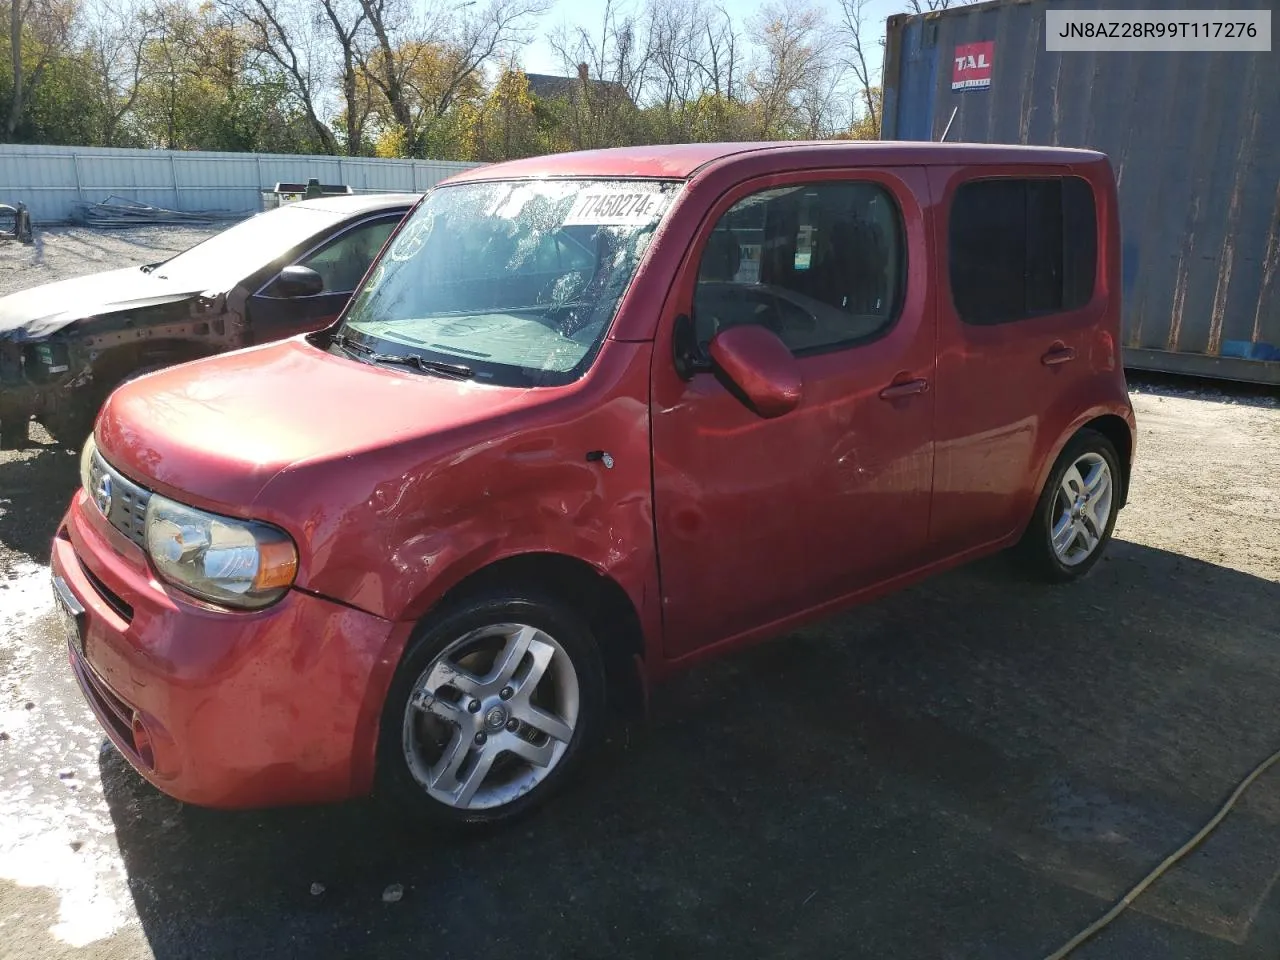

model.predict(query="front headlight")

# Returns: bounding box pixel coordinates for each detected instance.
[79,434,96,493]
[144,495,298,609]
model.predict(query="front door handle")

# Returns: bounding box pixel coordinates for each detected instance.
[1041,345,1077,366]
[879,378,930,400]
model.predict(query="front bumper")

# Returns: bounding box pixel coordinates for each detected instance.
[51,487,405,809]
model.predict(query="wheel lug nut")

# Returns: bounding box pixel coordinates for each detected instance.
[499,686,513,700]
[506,718,519,732]
[467,699,481,713]
[474,732,487,745]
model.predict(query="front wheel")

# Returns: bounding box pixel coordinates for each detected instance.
[377,590,605,827]
[1018,429,1121,582]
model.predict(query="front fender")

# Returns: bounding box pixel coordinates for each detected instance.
[251,342,661,631]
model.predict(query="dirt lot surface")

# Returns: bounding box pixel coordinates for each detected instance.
[1,226,1279,959]
[0,226,222,299]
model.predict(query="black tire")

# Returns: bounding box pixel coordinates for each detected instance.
[0,414,29,450]
[376,588,606,829]
[41,401,97,448]
[1017,428,1121,583]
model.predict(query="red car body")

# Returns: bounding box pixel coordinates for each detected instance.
[51,142,1136,809]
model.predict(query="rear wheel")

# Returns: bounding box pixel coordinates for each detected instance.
[377,590,605,827]
[1018,429,1121,582]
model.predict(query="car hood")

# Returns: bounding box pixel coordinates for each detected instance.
[0,265,211,340]
[95,338,537,512]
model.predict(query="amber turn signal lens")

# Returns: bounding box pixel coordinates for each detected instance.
[254,539,299,592]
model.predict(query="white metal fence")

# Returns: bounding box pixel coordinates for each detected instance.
[0,144,484,223]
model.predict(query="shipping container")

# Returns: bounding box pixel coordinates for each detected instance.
[882,0,1279,384]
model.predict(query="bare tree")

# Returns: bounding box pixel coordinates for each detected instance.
[798,52,843,139]
[837,0,878,137]
[221,0,338,153]
[647,0,743,140]
[700,3,740,101]
[82,0,154,145]
[549,0,650,149]
[353,0,412,144]
[906,0,974,12]
[645,0,698,134]
[745,2,835,139]
[316,0,369,153]
[6,0,76,138]
[359,0,547,155]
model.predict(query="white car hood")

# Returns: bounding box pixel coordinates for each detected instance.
[0,265,210,340]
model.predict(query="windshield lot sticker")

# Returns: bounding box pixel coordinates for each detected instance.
[563,190,668,226]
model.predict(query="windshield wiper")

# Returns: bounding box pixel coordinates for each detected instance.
[370,353,475,379]
[329,332,473,379]
[329,332,376,356]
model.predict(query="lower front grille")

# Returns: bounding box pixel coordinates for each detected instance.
[78,557,134,623]
[71,651,135,748]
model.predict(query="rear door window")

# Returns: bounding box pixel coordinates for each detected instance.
[948,176,1097,325]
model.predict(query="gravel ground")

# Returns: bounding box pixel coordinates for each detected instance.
[1,229,1279,959]
[0,225,223,297]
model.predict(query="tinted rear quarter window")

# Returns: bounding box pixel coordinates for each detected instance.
[949,176,1097,325]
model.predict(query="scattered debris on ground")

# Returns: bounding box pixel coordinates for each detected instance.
[73,196,245,229]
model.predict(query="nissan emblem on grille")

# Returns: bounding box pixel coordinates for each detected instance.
[93,473,113,515]
[90,451,152,547]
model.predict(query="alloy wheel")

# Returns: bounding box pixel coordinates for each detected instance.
[1049,452,1114,567]
[401,622,580,810]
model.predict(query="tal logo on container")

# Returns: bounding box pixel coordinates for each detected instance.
[952,41,994,90]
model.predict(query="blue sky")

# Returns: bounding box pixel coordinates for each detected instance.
[517,0,905,85]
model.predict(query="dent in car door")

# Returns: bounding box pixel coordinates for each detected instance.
[650,167,937,661]
[244,214,402,345]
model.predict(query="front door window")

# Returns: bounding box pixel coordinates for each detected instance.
[692,181,905,357]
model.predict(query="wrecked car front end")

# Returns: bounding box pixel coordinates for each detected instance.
[0,285,237,449]
[0,328,84,447]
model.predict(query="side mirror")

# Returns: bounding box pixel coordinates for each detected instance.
[274,264,325,298]
[708,325,802,419]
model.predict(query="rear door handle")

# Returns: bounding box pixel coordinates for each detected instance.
[879,378,930,400]
[1041,346,1077,366]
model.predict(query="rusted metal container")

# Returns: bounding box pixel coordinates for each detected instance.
[882,0,1279,384]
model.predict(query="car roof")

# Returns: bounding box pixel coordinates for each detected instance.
[442,141,1108,184]
[285,192,420,215]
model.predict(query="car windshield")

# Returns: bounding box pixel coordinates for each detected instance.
[335,178,682,387]
[150,204,354,287]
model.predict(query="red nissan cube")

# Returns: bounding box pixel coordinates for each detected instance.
[51,142,1136,825]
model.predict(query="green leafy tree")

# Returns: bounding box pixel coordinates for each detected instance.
[470,65,540,160]
[2,0,77,140]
